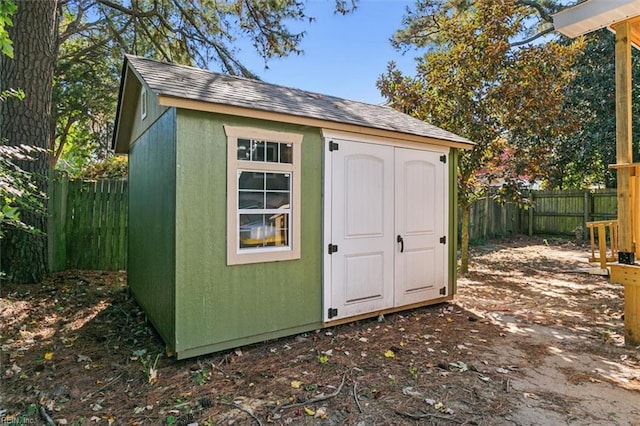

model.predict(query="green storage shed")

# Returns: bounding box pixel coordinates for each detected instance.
[112,55,474,359]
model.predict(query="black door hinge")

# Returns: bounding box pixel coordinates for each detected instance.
[439,287,446,296]
[329,141,339,152]
[440,155,447,163]
[440,236,446,244]
[328,244,338,254]
[328,308,338,319]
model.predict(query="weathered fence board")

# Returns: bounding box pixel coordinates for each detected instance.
[49,175,127,271]
[466,189,618,241]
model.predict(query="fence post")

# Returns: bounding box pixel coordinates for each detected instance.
[528,190,534,236]
[483,195,489,238]
[583,189,590,240]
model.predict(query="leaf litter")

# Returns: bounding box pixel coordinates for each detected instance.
[1,237,640,425]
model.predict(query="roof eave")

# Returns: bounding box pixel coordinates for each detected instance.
[553,0,640,39]
[157,94,475,150]
[111,57,130,153]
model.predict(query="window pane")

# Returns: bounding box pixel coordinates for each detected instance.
[239,213,289,248]
[239,191,264,209]
[252,140,265,162]
[266,192,289,209]
[239,171,264,190]
[280,143,293,163]
[266,173,290,190]
[237,139,251,160]
[266,142,279,162]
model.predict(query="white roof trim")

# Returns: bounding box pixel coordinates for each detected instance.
[553,0,640,38]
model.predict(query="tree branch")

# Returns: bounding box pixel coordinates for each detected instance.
[96,0,158,18]
[510,26,554,47]
[516,0,553,23]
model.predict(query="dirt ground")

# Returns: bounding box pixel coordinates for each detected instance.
[1,236,639,425]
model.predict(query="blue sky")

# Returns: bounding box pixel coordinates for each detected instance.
[235,1,418,105]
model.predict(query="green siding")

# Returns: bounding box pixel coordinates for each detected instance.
[448,149,459,294]
[174,110,323,358]
[128,108,177,348]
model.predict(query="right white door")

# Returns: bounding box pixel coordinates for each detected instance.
[394,147,448,306]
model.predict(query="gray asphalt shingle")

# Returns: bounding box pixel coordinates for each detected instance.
[126,55,472,145]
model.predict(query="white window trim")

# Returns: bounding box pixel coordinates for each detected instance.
[141,88,148,120]
[225,125,302,265]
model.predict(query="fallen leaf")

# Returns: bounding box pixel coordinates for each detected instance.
[44,352,54,361]
[148,367,158,384]
[77,354,91,363]
[290,380,303,389]
[384,350,395,358]
[402,387,423,397]
[449,361,469,372]
[303,407,315,416]
[314,407,328,419]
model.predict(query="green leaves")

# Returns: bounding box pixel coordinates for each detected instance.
[0,0,16,58]
[0,145,46,237]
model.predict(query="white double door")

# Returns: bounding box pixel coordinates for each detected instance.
[325,139,447,321]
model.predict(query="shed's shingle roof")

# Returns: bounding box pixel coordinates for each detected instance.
[125,55,472,146]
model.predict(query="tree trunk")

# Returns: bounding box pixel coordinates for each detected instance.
[0,0,58,283]
[459,203,471,274]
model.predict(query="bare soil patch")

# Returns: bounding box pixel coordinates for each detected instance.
[1,236,639,425]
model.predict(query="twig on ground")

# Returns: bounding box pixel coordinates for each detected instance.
[395,410,464,423]
[214,401,263,426]
[353,381,363,413]
[38,405,56,426]
[81,374,122,400]
[210,361,240,379]
[274,373,347,412]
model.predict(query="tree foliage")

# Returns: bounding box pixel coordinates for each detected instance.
[51,0,356,170]
[377,0,584,272]
[0,144,46,237]
[0,0,16,57]
[544,29,640,189]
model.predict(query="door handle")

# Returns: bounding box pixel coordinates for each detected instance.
[397,235,404,253]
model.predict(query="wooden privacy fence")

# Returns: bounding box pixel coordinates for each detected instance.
[46,180,616,271]
[48,175,127,271]
[467,189,618,241]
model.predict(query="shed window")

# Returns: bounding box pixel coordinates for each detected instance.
[225,126,302,265]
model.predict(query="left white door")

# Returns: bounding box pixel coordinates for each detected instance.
[328,140,395,320]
